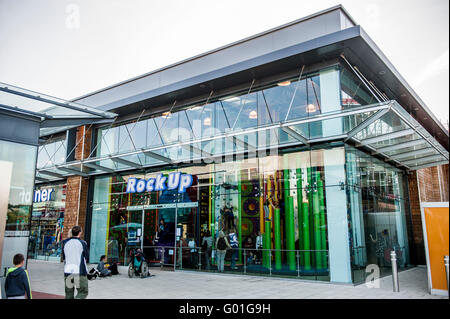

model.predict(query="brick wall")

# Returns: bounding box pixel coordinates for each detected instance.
[62,125,92,240]
[407,163,449,265]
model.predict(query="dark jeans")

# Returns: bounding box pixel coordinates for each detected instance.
[64,275,88,299]
[204,248,212,270]
[231,248,238,269]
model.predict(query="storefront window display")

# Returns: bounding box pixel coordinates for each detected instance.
[28,184,66,261]
[0,139,37,271]
[88,145,375,281]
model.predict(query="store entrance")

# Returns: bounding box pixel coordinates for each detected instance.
[124,202,198,268]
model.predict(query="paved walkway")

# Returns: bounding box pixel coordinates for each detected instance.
[27,260,446,299]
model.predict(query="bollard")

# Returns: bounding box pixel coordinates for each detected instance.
[444,256,449,298]
[391,251,400,292]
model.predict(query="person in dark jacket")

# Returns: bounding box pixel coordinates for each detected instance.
[4,253,32,299]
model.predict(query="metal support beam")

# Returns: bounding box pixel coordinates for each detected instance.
[372,139,425,155]
[358,128,415,146]
[281,126,309,145]
[83,162,116,173]
[57,166,89,177]
[110,157,143,169]
[408,160,449,171]
[226,136,257,152]
[181,144,213,158]
[142,150,173,164]
[35,176,50,183]
[391,148,436,160]
[0,85,116,119]
[344,107,391,142]
[403,154,446,166]
[38,170,65,179]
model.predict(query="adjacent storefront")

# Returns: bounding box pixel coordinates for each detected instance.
[28,183,66,261]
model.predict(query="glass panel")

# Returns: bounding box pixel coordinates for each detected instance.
[29,184,66,261]
[37,137,67,169]
[0,140,37,270]
[345,146,410,284]
[354,111,411,141]
[340,67,377,108]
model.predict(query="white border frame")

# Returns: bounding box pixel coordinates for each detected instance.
[420,201,449,296]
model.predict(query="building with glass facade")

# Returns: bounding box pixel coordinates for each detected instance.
[28,5,449,284]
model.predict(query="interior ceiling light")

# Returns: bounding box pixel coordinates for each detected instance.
[162,111,171,118]
[203,117,211,126]
[306,104,317,113]
[249,110,258,119]
[277,81,291,87]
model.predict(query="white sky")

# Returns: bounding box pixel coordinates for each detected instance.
[0,0,448,124]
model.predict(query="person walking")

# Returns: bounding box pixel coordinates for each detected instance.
[228,228,239,270]
[4,254,32,299]
[201,231,213,270]
[61,225,89,299]
[215,231,231,273]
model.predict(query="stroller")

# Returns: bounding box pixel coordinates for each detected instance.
[128,248,150,278]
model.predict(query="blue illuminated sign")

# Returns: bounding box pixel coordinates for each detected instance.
[34,188,54,203]
[126,172,193,194]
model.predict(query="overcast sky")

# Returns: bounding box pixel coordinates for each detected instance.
[0,0,448,124]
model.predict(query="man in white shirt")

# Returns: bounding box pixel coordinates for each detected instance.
[61,225,89,299]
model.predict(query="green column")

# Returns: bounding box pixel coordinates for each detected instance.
[211,181,215,248]
[312,170,322,270]
[317,171,327,269]
[306,167,314,270]
[302,201,311,270]
[296,168,303,267]
[263,220,272,269]
[286,196,296,270]
[238,169,242,264]
[273,208,282,270]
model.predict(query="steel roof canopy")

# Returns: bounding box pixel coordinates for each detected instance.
[79,24,447,152]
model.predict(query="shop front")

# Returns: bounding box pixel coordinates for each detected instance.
[28,183,66,261]
[88,144,411,283]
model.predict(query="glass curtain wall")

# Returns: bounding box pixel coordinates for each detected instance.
[91,66,380,167]
[88,145,360,281]
[36,136,67,169]
[345,146,410,283]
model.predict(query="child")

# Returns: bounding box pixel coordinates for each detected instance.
[97,255,112,277]
[4,253,32,299]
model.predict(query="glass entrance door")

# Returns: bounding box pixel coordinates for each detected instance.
[126,202,199,268]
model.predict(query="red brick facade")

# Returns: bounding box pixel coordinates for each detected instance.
[62,126,92,240]
[407,164,449,265]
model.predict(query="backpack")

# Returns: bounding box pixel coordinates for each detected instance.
[217,237,227,250]
[87,267,100,280]
[108,262,119,275]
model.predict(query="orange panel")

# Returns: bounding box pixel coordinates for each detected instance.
[424,207,449,291]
